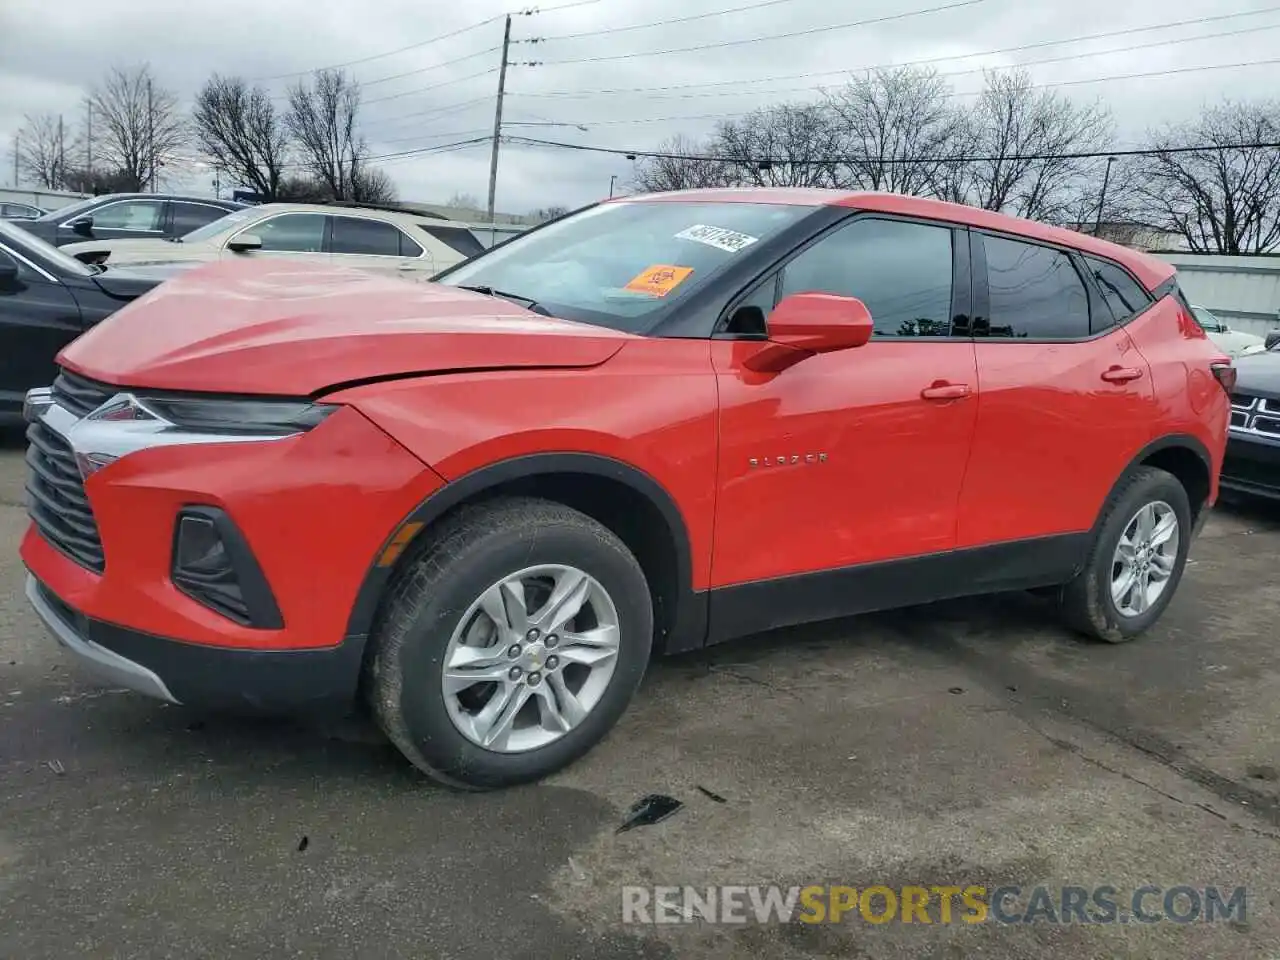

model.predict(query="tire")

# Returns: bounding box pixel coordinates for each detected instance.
[1057,466,1193,643]
[365,496,653,790]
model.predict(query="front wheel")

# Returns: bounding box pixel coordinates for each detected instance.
[1057,466,1192,643]
[366,497,653,789]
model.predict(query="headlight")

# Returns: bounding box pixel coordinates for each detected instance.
[88,394,337,436]
[1241,343,1267,356]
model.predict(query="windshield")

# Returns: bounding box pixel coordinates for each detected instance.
[33,196,101,223]
[181,207,258,242]
[1192,307,1223,331]
[435,201,814,332]
[0,219,98,277]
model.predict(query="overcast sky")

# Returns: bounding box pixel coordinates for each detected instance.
[1,0,1277,214]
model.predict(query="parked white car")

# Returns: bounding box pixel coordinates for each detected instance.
[59,202,486,280]
[1192,306,1268,358]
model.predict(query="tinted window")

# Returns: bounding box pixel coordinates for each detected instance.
[246,214,325,252]
[1084,255,1151,326]
[331,217,403,256]
[778,218,954,337]
[172,202,228,235]
[400,232,423,257]
[89,200,165,231]
[983,235,1089,339]
[421,224,485,258]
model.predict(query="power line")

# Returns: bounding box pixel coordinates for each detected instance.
[517,0,821,43]
[360,46,502,88]
[517,6,1280,95]
[363,68,498,107]
[504,134,1280,164]
[253,16,504,81]
[504,39,1280,127]
[247,0,599,82]
[525,0,988,66]
[364,95,496,131]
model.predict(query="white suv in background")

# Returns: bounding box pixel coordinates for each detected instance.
[58,202,486,280]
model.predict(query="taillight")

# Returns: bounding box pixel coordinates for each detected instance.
[1210,361,1237,395]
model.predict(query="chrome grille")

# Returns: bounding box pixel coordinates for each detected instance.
[1255,416,1280,436]
[1262,397,1280,415]
[24,421,105,572]
[51,369,116,419]
[1231,393,1257,412]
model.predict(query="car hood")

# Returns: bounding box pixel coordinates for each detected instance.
[1233,349,1280,400]
[61,237,216,265]
[89,262,200,298]
[58,258,633,395]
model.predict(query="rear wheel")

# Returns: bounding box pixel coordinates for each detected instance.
[1057,466,1191,643]
[366,497,653,789]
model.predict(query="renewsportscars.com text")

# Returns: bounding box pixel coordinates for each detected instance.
[621,884,1246,926]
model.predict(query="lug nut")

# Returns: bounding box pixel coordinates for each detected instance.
[507,644,522,659]
[508,666,523,681]
[528,672,542,686]
[546,634,559,648]
[526,628,540,642]
[545,655,559,670]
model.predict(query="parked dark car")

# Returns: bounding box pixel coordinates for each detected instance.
[13,193,246,247]
[1224,346,1280,500]
[0,219,188,424]
[1,202,47,220]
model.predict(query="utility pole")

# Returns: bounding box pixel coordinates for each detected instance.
[146,76,155,192]
[86,101,93,186]
[57,115,65,189]
[1094,155,1117,237]
[486,14,512,225]
[12,133,18,188]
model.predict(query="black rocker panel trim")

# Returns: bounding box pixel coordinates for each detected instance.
[706,532,1092,646]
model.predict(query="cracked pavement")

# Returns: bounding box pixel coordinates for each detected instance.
[2,431,1279,959]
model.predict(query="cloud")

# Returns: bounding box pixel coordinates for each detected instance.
[1,0,1275,214]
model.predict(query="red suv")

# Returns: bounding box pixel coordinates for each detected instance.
[20,189,1232,789]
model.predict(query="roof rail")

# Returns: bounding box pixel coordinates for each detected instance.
[321,199,450,220]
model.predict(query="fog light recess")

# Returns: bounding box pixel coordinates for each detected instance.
[171,507,283,629]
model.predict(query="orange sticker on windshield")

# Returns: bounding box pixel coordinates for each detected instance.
[624,264,694,297]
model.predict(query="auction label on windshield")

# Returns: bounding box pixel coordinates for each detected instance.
[674,224,760,253]
[625,264,695,297]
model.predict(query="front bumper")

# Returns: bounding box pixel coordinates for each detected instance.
[26,573,365,710]
[1221,430,1280,500]
[20,373,446,710]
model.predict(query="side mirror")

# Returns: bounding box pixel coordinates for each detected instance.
[1266,331,1280,351]
[67,215,94,236]
[744,292,874,373]
[227,233,262,253]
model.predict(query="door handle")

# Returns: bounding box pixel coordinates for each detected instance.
[1101,366,1144,383]
[921,382,971,401]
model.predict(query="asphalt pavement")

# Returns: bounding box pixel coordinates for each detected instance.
[3,431,1280,959]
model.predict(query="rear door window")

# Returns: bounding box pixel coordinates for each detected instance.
[172,202,230,235]
[981,235,1090,339]
[330,216,404,257]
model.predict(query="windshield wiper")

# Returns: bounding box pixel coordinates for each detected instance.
[456,284,551,316]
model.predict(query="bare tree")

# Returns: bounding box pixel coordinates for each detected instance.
[349,164,397,204]
[1136,100,1280,254]
[287,68,369,201]
[713,103,841,187]
[964,69,1112,222]
[447,191,482,209]
[192,75,290,200]
[529,205,570,222]
[88,65,188,191]
[16,113,74,188]
[824,67,968,195]
[633,134,736,192]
